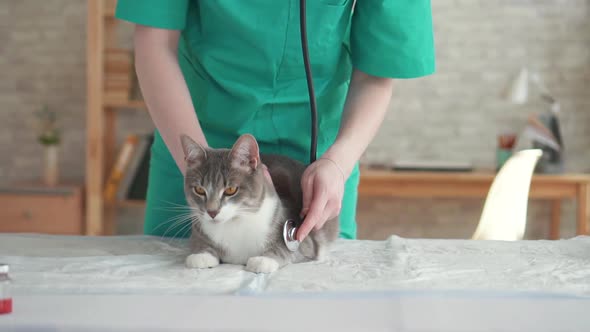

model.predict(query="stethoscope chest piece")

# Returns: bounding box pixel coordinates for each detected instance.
[282,219,300,252]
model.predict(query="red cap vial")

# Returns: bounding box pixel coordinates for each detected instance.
[0,264,12,315]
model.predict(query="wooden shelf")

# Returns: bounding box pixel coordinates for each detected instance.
[87,0,150,235]
[104,0,116,18]
[116,199,146,208]
[104,98,146,109]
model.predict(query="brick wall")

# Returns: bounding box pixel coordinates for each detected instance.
[1,1,87,182]
[359,0,590,240]
[1,1,589,239]
[366,0,590,171]
[0,1,151,185]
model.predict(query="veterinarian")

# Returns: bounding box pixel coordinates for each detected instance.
[115,1,435,241]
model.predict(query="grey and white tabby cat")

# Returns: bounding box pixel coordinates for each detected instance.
[180,133,339,273]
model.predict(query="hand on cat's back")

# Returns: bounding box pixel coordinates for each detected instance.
[298,158,345,241]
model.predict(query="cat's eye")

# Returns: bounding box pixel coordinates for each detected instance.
[224,186,238,196]
[193,186,206,196]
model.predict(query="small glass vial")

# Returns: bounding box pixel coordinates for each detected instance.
[0,263,12,315]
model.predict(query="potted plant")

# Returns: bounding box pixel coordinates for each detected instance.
[35,105,61,186]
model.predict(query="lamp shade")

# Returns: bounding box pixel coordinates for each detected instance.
[505,68,529,104]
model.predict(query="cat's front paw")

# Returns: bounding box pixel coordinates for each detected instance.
[186,252,220,269]
[246,256,279,274]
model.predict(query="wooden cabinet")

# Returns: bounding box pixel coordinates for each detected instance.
[0,185,84,235]
[86,0,147,235]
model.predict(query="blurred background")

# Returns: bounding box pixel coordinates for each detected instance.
[0,1,588,240]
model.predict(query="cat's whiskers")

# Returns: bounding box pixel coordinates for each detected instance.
[151,216,188,235]
[160,199,190,208]
[170,213,200,239]
[151,201,201,238]
[153,210,193,230]
[158,212,197,240]
[153,206,193,211]
[154,200,201,213]
[159,220,192,241]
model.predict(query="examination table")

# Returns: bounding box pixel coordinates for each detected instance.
[0,233,589,331]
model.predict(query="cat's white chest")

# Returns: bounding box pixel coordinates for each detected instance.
[201,196,277,265]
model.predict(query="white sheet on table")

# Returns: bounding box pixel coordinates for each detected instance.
[0,233,589,297]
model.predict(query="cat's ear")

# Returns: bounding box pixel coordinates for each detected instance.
[180,134,206,166]
[230,134,259,172]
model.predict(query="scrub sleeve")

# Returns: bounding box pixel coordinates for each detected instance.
[115,0,435,240]
[343,0,435,240]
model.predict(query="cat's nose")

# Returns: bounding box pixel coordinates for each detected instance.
[207,210,219,218]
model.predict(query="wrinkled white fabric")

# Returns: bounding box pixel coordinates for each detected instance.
[0,234,589,297]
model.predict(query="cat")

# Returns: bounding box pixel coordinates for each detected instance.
[179,133,340,273]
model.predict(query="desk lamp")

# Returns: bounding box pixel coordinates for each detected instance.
[505,68,561,114]
[504,68,564,173]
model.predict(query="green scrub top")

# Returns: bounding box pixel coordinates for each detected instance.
[115,0,435,240]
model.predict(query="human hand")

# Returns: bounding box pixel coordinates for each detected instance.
[297,157,346,241]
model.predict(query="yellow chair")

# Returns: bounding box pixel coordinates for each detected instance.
[471,149,543,241]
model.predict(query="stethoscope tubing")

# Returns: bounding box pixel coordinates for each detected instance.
[282,0,318,251]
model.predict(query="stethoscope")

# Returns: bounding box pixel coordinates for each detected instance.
[282,0,317,252]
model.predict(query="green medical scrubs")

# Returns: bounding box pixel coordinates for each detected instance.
[115,0,435,239]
